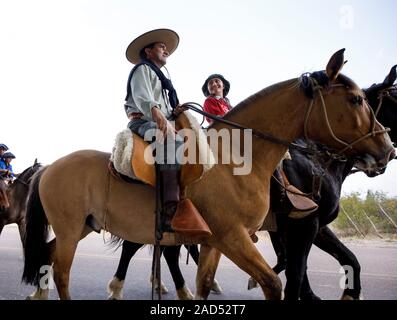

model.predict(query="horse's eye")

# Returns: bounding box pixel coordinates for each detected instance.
[350,96,363,106]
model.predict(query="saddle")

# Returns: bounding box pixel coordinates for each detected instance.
[110,111,215,189]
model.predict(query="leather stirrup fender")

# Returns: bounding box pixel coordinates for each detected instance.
[171,199,212,237]
[279,169,319,218]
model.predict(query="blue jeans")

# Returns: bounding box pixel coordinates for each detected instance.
[128,119,183,171]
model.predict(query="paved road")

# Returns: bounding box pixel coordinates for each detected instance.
[1,225,396,300]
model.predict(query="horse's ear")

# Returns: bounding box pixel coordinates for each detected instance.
[325,48,346,82]
[383,65,397,87]
[33,158,38,166]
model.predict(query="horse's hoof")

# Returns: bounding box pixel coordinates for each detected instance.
[176,285,194,300]
[150,275,169,294]
[211,279,222,294]
[107,277,124,300]
[26,289,49,300]
[301,293,321,301]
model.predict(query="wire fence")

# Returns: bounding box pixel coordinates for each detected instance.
[332,191,397,238]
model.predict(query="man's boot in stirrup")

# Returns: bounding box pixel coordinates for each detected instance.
[160,169,180,233]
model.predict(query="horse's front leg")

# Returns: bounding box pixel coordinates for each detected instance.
[314,226,362,300]
[195,244,222,299]
[186,244,222,294]
[299,269,321,300]
[284,215,319,300]
[201,228,282,300]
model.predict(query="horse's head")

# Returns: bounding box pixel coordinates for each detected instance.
[351,65,397,176]
[364,65,397,142]
[304,49,395,176]
[0,178,10,212]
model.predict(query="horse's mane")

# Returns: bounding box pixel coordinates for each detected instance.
[210,72,361,129]
[208,78,299,128]
[15,162,42,184]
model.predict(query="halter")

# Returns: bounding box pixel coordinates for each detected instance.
[303,77,390,156]
[374,85,397,117]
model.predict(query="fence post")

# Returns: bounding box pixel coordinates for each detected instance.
[340,205,366,238]
[377,203,397,230]
[362,209,383,239]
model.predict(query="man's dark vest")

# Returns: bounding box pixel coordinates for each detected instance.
[125,59,179,109]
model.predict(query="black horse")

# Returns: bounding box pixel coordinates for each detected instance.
[0,160,42,246]
[107,65,396,300]
[255,65,397,300]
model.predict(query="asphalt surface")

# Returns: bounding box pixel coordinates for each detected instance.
[1,224,396,300]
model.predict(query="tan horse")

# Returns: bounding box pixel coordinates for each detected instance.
[22,49,395,300]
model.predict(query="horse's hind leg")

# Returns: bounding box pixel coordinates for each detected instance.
[284,216,319,301]
[314,226,361,300]
[52,223,91,300]
[27,226,92,300]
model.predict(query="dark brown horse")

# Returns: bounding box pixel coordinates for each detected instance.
[22,49,395,300]
[0,160,42,245]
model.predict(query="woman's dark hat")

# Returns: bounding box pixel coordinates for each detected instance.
[3,152,15,159]
[0,144,9,151]
[202,74,230,97]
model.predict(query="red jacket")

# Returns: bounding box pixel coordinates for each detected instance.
[203,96,231,124]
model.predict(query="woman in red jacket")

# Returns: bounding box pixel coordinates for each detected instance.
[202,74,232,124]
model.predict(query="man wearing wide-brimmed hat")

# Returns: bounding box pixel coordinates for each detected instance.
[123,29,208,235]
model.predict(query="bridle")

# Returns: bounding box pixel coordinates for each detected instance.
[374,85,397,117]
[12,163,41,188]
[303,77,390,156]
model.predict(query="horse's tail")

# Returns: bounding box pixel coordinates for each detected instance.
[22,166,50,286]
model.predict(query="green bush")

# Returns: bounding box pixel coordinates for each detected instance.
[332,191,397,237]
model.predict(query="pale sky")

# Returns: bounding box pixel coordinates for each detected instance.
[0,0,396,197]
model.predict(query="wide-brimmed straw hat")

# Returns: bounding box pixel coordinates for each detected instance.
[202,74,231,97]
[125,28,179,65]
